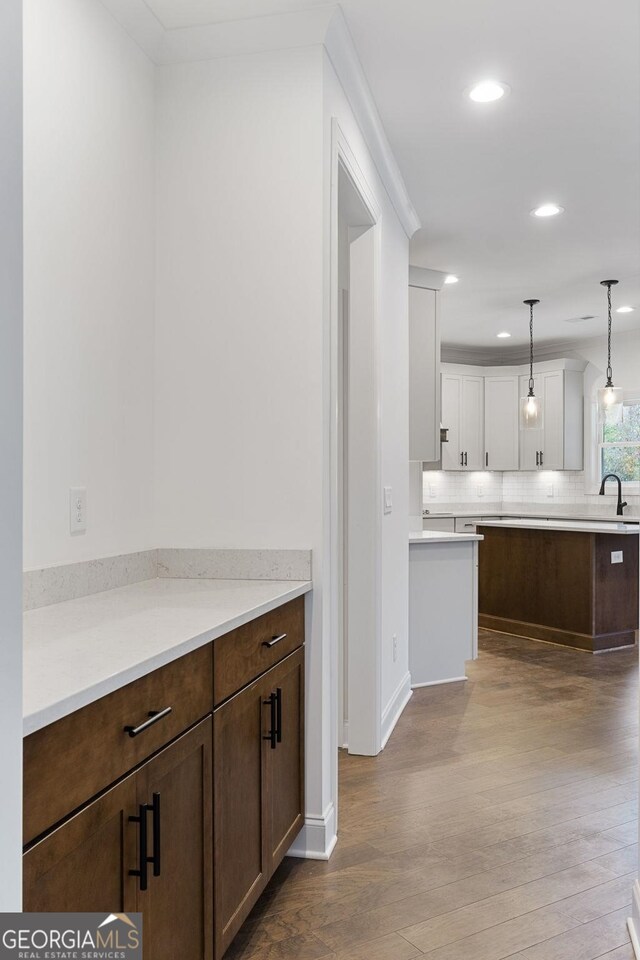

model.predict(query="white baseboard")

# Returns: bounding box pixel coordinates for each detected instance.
[412,675,468,689]
[380,671,412,750]
[287,802,337,861]
[628,879,640,957]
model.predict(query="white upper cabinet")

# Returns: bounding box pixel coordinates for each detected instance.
[484,376,519,471]
[440,361,584,472]
[441,373,484,469]
[409,286,440,462]
[519,370,583,470]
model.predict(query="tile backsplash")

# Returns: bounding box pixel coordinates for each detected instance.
[423,470,640,508]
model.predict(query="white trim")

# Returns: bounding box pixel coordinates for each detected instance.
[287,802,338,860]
[380,672,412,749]
[324,11,420,239]
[409,265,447,291]
[628,879,640,958]
[412,676,468,688]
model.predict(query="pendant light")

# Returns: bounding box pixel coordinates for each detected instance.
[520,299,543,429]
[597,279,624,424]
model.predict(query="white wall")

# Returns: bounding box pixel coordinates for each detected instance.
[323,51,411,750]
[23,0,156,570]
[0,0,23,910]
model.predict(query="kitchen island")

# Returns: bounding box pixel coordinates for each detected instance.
[477,518,639,652]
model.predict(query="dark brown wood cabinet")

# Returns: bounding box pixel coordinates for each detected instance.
[24,720,213,960]
[23,596,305,960]
[213,646,305,959]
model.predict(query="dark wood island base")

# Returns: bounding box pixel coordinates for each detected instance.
[478,525,639,653]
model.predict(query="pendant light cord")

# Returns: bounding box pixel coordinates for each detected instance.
[606,282,613,385]
[528,301,535,395]
[600,279,618,387]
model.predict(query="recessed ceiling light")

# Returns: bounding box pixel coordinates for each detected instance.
[531,203,564,218]
[468,80,510,103]
[617,305,634,313]
[444,275,459,284]
[496,331,511,338]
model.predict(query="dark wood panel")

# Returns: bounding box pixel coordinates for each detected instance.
[24,772,137,913]
[136,718,213,960]
[593,534,639,636]
[24,644,213,845]
[478,526,594,635]
[266,648,305,872]
[214,676,268,958]
[213,597,304,706]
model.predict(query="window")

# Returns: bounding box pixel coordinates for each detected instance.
[599,399,640,483]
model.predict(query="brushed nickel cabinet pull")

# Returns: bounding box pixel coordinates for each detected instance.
[262,633,287,648]
[124,706,172,738]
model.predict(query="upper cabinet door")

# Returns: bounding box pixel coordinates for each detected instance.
[460,376,484,470]
[409,286,440,462]
[541,371,565,469]
[519,374,543,470]
[484,376,519,471]
[441,374,462,470]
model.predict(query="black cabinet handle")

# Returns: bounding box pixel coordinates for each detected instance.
[150,793,161,878]
[124,707,172,738]
[540,450,544,466]
[460,452,464,467]
[536,451,539,466]
[263,693,277,749]
[129,803,150,891]
[263,633,287,648]
[485,452,489,468]
[464,452,468,466]
[275,687,282,744]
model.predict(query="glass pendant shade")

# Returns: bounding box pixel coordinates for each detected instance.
[520,391,543,429]
[597,384,624,424]
[598,280,624,424]
[519,298,542,429]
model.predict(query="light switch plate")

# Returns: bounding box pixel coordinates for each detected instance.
[70,487,87,534]
[383,486,393,514]
[611,551,623,564]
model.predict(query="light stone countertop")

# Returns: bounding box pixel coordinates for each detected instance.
[475,518,640,535]
[409,530,483,544]
[423,503,640,522]
[23,577,311,737]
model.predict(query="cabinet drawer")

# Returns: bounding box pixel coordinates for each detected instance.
[24,643,213,846]
[213,597,304,706]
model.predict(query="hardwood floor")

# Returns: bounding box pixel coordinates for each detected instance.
[225,630,638,960]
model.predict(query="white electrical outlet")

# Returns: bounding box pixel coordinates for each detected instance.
[392,634,398,662]
[429,484,437,499]
[69,487,87,534]
[383,486,393,514]
[477,486,484,498]
[611,551,623,564]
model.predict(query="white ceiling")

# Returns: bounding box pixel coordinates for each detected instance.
[142,0,640,350]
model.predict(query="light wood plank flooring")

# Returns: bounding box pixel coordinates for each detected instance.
[227,630,638,960]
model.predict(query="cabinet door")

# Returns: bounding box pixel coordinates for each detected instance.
[214,678,268,959]
[265,648,305,872]
[461,376,484,469]
[409,286,440,462]
[24,773,137,913]
[441,374,461,469]
[519,374,543,470]
[541,371,565,469]
[484,376,519,471]
[135,718,213,960]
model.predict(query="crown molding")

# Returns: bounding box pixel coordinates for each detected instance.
[324,10,420,238]
[409,266,447,290]
[441,334,612,366]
